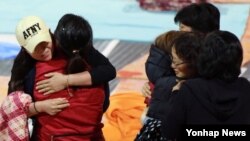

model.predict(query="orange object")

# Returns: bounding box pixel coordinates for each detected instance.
[102,91,146,141]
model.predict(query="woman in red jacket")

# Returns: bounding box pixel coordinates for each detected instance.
[33,14,106,141]
[10,14,115,140]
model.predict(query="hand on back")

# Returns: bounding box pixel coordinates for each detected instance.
[36,98,69,115]
[36,72,67,95]
[141,82,151,98]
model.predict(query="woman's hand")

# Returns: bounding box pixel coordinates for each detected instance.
[141,82,151,98]
[35,98,69,116]
[36,72,67,95]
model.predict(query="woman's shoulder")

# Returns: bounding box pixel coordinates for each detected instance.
[155,76,177,86]
[182,77,250,92]
[237,77,250,88]
[238,77,250,83]
[183,77,206,85]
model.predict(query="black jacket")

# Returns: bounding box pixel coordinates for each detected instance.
[145,46,174,84]
[161,77,250,140]
[86,47,116,85]
[145,46,176,119]
[147,76,176,120]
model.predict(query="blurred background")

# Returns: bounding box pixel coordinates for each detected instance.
[1,0,250,140]
[1,0,250,101]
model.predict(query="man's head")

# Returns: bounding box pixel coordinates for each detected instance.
[15,16,53,61]
[174,2,220,34]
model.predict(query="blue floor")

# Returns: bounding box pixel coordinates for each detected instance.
[0,0,249,59]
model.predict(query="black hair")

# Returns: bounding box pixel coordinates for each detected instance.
[174,2,220,34]
[8,48,35,94]
[54,13,93,74]
[199,2,220,30]
[173,31,204,70]
[198,30,243,82]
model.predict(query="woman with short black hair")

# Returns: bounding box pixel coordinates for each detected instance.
[161,31,250,140]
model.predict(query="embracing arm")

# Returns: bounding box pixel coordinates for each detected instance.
[36,71,91,94]
[66,47,116,85]
[161,85,187,140]
[87,47,116,85]
[28,98,69,117]
[36,47,116,95]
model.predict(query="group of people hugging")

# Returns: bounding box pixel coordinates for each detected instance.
[136,2,250,141]
[1,1,250,141]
